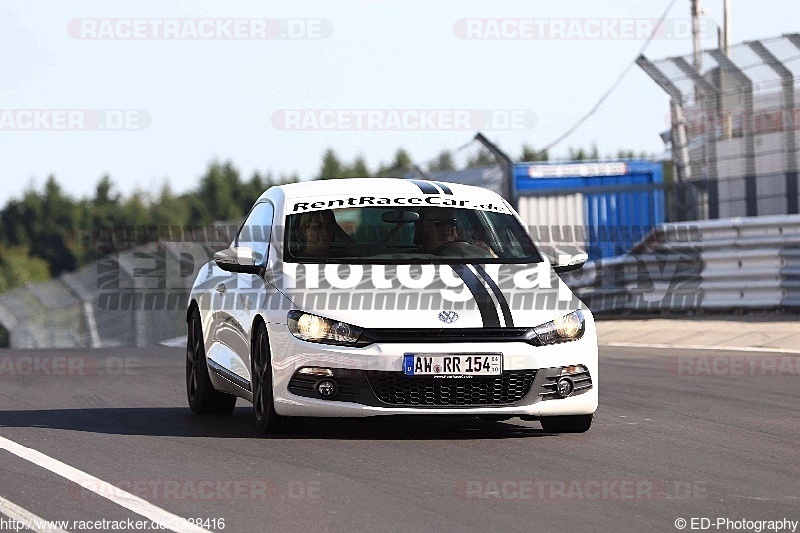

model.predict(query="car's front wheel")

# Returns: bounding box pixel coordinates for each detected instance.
[251,322,289,433]
[186,309,237,415]
[539,414,593,433]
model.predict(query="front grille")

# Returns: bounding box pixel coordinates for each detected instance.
[365,370,537,407]
[359,328,541,345]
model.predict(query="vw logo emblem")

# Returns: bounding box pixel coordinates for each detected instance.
[438,311,459,324]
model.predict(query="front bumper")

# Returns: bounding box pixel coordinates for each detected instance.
[266,317,598,418]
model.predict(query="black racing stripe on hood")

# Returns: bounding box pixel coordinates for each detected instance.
[450,264,501,328]
[409,179,440,194]
[433,181,453,195]
[473,265,514,327]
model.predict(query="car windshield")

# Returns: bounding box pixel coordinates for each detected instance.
[284,207,542,263]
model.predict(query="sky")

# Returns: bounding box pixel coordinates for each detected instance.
[0,0,797,204]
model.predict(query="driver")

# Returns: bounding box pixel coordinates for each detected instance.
[417,207,460,253]
[416,207,497,257]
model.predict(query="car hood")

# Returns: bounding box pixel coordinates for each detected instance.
[270,262,585,329]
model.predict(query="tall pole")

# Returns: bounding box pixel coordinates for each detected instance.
[723,0,731,55]
[721,0,732,138]
[691,0,703,73]
[691,0,704,111]
[474,132,515,207]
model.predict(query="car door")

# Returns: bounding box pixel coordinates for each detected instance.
[231,201,275,383]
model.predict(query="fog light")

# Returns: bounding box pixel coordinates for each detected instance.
[317,379,338,399]
[556,378,574,398]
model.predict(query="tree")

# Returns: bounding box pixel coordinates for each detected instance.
[568,147,588,161]
[590,142,599,160]
[198,161,241,221]
[520,144,549,162]
[90,175,123,228]
[239,172,267,213]
[428,150,455,172]
[149,181,189,227]
[0,159,300,288]
[377,149,413,176]
[277,172,300,185]
[465,148,495,168]
[0,243,51,293]
[393,149,412,171]
[0,242,51,346]
[318,149,344,180]
[122,190,148,227]
[347,155,370,177]
[5,176,80,276]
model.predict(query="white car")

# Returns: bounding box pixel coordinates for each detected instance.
[186,178,597,433]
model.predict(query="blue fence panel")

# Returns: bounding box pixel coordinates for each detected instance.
[514,161,664,260]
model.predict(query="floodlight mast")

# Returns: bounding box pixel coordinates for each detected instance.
[691,0,703,73]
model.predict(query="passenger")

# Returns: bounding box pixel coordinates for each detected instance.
[298,210,337,256]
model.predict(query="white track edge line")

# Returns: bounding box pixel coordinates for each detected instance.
[601,341,800,354]
[0,436,210,533]
[0,494,70,533]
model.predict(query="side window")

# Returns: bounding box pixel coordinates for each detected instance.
[237,202,274,264]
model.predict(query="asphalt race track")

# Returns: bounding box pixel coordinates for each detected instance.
[0,345,797,532]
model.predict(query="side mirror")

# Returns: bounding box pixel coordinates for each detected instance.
[214,246,263,275]
[552,251,588,273]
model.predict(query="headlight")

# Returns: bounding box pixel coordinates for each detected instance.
[287,311,367,347]
[533,310,585,345]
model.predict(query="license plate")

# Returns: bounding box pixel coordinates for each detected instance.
[403,354,502,377]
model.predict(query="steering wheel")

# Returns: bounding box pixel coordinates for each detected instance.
[432,241,475,255]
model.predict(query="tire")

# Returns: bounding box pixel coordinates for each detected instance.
[540,414,593,433]
[251,322,292,434]
[186,309,237,415]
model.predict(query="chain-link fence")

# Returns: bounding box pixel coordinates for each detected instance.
[638,34,800,220]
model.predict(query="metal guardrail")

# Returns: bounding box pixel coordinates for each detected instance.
[561,215,800,313]
[693,216,800,309]
[0,222,236,349]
